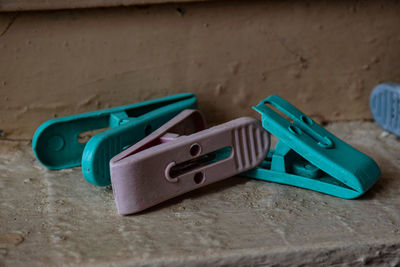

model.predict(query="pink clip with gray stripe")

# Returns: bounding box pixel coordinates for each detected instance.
[110,109,270,215]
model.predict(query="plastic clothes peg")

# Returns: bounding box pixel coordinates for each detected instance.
[242,95,381,199]
[32,93,197,186]
[370,82,400,136]
[110,109,270,214]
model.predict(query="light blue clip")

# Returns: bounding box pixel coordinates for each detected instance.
[32,93,197,186]
[370,82,400,136]
[242,95,381,199]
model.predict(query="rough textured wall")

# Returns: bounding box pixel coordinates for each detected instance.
[1,0,400,140]
[0,0,211,12]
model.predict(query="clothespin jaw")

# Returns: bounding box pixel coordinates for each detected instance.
[32,93,197,186]
[242,95,381,199]
[110,110,270,215]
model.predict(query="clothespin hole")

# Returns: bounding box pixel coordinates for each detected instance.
[193,172,205,184]
[288,125,302,135]
[300,115,313,126]
[190,143,201,157]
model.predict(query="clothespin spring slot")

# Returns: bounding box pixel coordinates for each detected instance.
[263,100,333,149]
[77,127,109,144]
[165,146,233,183]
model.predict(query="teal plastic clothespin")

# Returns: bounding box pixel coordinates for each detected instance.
[242,95,381,199]
[32,93,197,186]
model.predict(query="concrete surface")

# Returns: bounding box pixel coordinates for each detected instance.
[0,121,399,266]
[1,0,400,140]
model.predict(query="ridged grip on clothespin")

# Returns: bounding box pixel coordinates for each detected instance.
[110,110,270,214]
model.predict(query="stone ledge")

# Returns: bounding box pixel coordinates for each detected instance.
[0,121,399,266]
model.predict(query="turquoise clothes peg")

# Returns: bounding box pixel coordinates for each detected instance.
[32,93,197,186]
[242,95,381,199]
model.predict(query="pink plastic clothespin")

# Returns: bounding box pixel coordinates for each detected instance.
[110,109,270,215]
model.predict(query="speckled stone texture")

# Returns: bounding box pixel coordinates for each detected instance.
[1,121,400,266]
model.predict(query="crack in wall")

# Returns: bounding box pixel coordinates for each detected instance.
[0,14,18,39]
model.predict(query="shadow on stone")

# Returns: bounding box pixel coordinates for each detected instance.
[137,176,248,215]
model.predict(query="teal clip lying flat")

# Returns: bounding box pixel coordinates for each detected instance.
[242,95,381,199]
[32,93,197,186]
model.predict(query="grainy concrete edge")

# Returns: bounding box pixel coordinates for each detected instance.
[112,241,400,267]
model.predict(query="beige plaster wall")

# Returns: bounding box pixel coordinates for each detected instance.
[1,0,400,140]
[0,0,211,12]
